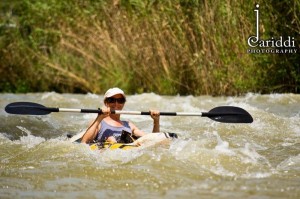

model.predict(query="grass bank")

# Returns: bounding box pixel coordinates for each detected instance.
[0,0,299,95]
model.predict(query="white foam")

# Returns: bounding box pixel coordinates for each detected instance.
[241,171,273,178]
[213,131,235,155]
[277,154,300,171]
[15,126,45,148]
[85,93,100,99]
[41,91,64,101]
[81,145,144,166]
[210,163,236,177]
[17,135,45,148]
[239,143,270,165]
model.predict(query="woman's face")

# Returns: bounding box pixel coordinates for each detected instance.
[105,94,126,110]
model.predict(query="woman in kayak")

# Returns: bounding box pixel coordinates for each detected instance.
[81,87,160,144]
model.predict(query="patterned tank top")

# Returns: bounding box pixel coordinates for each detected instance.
[96,120,132,142]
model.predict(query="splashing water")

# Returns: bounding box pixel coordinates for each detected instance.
[1,93,300,198]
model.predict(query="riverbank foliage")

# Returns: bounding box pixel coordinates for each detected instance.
[1,0,299,95]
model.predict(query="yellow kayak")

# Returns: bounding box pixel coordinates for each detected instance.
[69,132,178,151]
[89,142,138,150]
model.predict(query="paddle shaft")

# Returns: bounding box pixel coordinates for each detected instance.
[36,107,246,118]
[42,107,205,116]
[116,111,238,117]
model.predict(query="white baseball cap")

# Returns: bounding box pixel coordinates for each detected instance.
[103,87,126,102]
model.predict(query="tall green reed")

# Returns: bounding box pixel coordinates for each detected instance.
[0,0,299,95]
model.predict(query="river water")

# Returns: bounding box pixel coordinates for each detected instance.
[0,92,299,199]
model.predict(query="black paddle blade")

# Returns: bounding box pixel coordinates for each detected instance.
[203,106,253,123]
[5,102,54,115]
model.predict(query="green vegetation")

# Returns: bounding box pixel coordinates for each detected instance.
[0,0,299,95]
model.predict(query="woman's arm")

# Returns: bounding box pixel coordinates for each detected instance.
[81,107,110,143]
[152,119,160,133]
[81,115,102,143]
[129,122,146,137]
[150,110,160,133]
[129,110,160,138]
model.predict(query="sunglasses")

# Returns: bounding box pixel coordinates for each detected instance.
[106,97,126,104]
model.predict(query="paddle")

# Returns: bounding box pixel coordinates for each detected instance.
[5,102,253,123]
